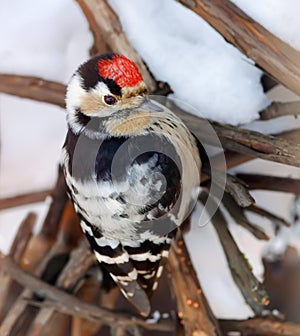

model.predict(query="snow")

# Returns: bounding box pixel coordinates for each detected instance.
[231,0,300,51]
[109,0,269,125]
[0,0,300,321]
[0,0,93,82]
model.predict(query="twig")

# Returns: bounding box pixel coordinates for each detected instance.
[260,101,300,120]
[0,213,36,322]
[0,172,70,336]
[177,0,300,96]
[246,205,290,228]
[224,174,255,208]
[0,253,175,333]
[168,232,222,336]
[222,194,269,240]
[39,167,68,240]
[199,192,269,315]
[76,0,157,92]
[0,74,65,107]
[236,174,300,194]
[219,317,300,336]
[56,240,94,290]
[8,213,37,262]
[172,106,300,168]
[27,240,94,336]
[205,171,255,208]
[0,189,51,211]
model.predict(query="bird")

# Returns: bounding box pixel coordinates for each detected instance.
[61,53,201,316]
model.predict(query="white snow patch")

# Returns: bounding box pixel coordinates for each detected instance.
[231,0,300,51]
[0,0,93,82]
[109,0,269,125]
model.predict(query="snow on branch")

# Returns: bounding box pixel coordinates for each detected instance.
[177,0,300,96]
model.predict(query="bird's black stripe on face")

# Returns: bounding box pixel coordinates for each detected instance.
[77,54,122,96]
[74,107,91,127]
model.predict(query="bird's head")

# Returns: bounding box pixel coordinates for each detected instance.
[66,53,160,136]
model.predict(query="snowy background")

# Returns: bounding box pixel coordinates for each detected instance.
[0,0,299,319]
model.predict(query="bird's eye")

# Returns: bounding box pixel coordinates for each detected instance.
[103,95,117,105]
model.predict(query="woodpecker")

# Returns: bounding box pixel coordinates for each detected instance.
[62,53,201,316]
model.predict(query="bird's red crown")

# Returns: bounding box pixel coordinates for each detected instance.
[98,54,143,89]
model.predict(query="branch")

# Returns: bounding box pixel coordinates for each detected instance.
[246,205,290,228]
[177,0,300,96]
[222,194,269,240]
[260,101,300,120]
[0,74,65,107]
[39,167,68,240]
[76,0,157,92]
[204,171,255,207]
[199,192,269,315]
[0,189,51,210]
[168,232,222,336]
[173,105,300,168]
[0,213,36,321]
[219,318,300,336]
[0,253,175,333]
[236,174,300,194]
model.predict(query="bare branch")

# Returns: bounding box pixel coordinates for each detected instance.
[0,190,50,211]
[168,231,222,336]
[222,194,269,240]
[0,74,65,107]
[199,192,269,314]
[177,0,300,96]
[260,101,300,120]
[219,318,300,336]
[236,174,300,194]
[0,213,36,321]
[0,253,175,333]
[246,205,290,228]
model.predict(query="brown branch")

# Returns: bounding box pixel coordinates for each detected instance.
[0,74,65,107]
[26,241,94,336]
[76,1,110,55]
[260,101,300,120]
[76,0,157,92]
[0,253,175,333]
[236,174,300,194]
[0,189,51,211]
[39,167,68,240]
[275,128,300,144]
[219,318,300,336]
[246,205,290,228]
[222,194,269,240]
[0,213,36,322]
[0,173,70,335]
[205,171,255,208]
[168,231,222,336]
[172,105,300,168]
[177,0,300,96]
[56,240,94,290]
[199,192,269,314]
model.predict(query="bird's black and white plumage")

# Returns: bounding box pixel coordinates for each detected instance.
[61,53,201,316]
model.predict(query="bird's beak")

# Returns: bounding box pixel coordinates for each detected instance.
[138,98,164,113]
